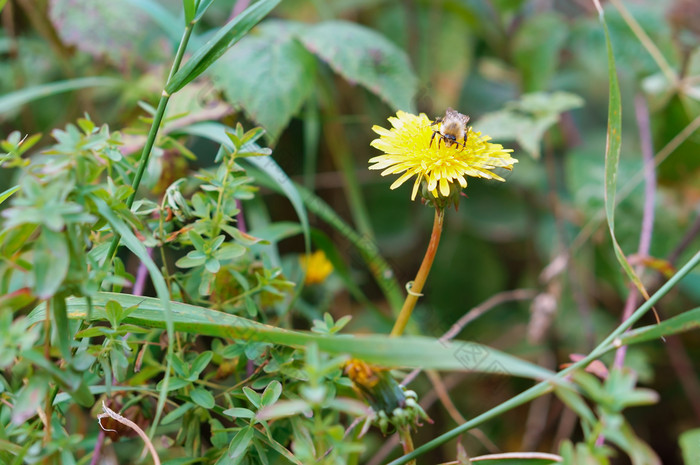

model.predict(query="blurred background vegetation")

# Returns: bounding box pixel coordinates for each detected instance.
[1,0,700,463]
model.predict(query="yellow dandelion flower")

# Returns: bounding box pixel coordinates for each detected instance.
[369,110,517,202]
[300,250,333,285]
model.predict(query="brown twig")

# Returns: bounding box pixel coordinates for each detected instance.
[98,402,161,465]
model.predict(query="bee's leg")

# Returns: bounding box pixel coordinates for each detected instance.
[459,133,468,151]
[430,131,437,148]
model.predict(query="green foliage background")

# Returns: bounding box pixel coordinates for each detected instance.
[1,0,699,464]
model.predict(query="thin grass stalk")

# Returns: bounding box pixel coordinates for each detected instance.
[387,248,700,464]
[105,24,195,265]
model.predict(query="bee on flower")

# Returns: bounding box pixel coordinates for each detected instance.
[369,109,517,208]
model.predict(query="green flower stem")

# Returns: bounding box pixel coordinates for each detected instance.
[388,248,700,465]
[104,23,195,265]
[391,208,445,337]
[398,426,416,465]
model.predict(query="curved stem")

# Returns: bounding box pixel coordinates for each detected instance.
[391,208,445,336]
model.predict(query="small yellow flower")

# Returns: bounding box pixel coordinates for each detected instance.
[300,250,333,285]
[369,110,517,201]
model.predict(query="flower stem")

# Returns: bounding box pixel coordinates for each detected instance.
[398,426,416,465]
[391,208,445,337]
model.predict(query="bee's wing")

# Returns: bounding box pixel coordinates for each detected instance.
[445,108,470,125]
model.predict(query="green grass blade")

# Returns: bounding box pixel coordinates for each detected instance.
[0,77,122,114]
[0,185,20,205]
[28,292,555,381]
[613,307,700,347]
[599,4,650,300]
[164,0,281,95]
[194,0,217,22]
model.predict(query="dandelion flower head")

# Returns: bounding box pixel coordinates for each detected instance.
[369,110,517,202]
[300,250,333,285]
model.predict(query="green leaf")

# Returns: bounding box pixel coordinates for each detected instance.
[22,349,94,407]
[52,0,174,63]
[260,380,282,406]
[11,375,49,425]
[52,294,72,361]
[614,307,700,347]
[0,77,122,114]
[0,185,19,205]
[190,387,216,409]
[475,92,584,159]
[34,228,69,299]
[256,399,310,420]
[680,428,700,465]
[189,351,213,380]
[165,0,282,95]
[161,402,195,425]
[242,386,261,409]
[598,7,650,301]
[219,427,254,465]
[183,0,196,24]
[223,407,256,419]
[210,20,317,140]
[182,121,311,256]
[216,243,246,260]
[193,0,216,22]
[298,20,417,111]
[29,293,555,380]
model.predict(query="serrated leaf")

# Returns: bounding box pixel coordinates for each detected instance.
[49,0,167,65]
[299,20,417,112]
[211,20,317,140]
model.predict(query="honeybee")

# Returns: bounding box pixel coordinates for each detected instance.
[430,108,470,150]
